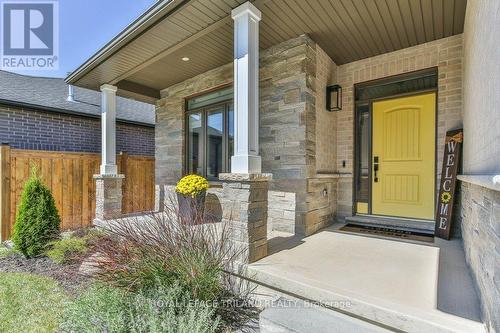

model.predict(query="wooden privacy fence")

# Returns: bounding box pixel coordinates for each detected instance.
[0,145,155,240]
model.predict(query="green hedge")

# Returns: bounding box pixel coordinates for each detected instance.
[12,169,61,257]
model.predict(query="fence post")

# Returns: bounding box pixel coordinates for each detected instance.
[0,143,11,241]
[119,151,128,213]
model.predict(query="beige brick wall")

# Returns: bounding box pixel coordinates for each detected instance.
[335,34,464,218]
[462,0,500,174]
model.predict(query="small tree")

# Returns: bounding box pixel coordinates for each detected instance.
[12,167,61,257]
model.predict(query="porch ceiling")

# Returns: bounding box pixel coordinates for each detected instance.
[67,0,466,103]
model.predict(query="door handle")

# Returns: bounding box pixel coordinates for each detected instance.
[373,156,379,183]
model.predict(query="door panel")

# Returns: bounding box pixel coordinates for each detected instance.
[372,93,435,219]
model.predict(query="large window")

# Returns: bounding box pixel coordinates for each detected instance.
[186,87,233,180]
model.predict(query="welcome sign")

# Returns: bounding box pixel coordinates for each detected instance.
[435,129,463,240]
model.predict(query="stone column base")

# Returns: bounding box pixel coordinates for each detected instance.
[94,174,125,222]
[154,184,165,212]
[219,173,272,264]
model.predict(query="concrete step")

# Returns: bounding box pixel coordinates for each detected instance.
[259,298,392,333]
[245,266,485,333]
[345,215,435,233]
[241,227,484,333]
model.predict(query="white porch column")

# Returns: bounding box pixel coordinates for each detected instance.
[100,84,118,175]
[94,83,123,223]
[223,2,270,265]
[231,2,262,174]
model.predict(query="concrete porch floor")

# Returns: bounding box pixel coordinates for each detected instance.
[247,224,485,333]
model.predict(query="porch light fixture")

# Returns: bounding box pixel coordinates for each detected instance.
[182,57,190,62]
[326,84,342,111]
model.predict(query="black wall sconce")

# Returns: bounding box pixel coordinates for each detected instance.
[326,84,342,111]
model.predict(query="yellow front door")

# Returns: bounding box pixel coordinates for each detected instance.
[372,93,436,220]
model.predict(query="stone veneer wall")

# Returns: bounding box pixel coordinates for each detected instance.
[335,34,464,219]
[267,191,296,234]
[458,180,499,332]
[259,35,314,235]
[302,44,338,235]
[260,35,337,235]
[156,35,336,236]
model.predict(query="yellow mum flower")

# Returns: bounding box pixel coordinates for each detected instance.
[175,175,209,197]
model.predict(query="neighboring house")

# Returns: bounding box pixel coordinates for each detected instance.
[0,70,155,155]
[66,1,499,332]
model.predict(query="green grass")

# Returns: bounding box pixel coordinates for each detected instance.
[0,271,220,333]
[0,272,68,333]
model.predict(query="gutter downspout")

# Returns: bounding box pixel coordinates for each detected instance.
[67,84,75,102]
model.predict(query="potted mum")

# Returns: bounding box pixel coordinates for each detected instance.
[175,174,209,223]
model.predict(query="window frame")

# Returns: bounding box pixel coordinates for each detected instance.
[184,98,233,180]
[353,102,371,212]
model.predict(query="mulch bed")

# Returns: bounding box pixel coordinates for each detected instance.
[0,253,93,296]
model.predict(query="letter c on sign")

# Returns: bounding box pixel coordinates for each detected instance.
[443,179,452,192]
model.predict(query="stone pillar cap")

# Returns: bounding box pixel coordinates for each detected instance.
[93,174,125,179]
[219,173,272,181]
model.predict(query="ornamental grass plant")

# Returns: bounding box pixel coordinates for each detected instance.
[60,283,220,333]
[91,198,257,330]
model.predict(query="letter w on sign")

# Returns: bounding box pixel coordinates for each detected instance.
[435,129,463,240]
